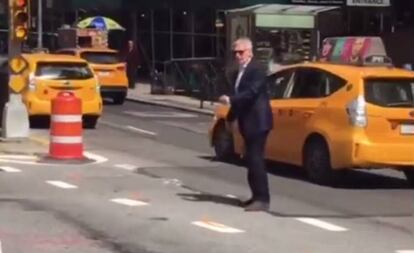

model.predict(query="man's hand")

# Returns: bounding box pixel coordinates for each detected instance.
[218,95,230,105]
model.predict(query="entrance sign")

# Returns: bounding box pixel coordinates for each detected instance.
[346,0,390,7]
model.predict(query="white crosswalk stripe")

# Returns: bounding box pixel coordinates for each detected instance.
[0,166,22,173]
[192,221,244,233]
[111,198,149,207]
[296,218,348,232]
[115,164,137,171]
[46,181,78,189]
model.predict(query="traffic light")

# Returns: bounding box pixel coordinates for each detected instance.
[11,0,30,41]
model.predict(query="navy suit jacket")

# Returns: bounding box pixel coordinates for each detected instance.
[227,60,273,137]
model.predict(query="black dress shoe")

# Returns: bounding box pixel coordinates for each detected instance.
[240,198,254,207]
[244,201,270,212]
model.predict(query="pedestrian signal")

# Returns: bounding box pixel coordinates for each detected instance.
[12,0,30,41]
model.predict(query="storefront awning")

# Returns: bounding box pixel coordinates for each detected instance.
[228,4,340,29]
[70,0,122,10]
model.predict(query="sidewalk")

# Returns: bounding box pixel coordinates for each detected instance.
[126,83,216,116]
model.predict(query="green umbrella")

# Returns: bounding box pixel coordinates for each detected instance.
[77,16,125,30]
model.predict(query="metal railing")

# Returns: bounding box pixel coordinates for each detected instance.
[150,57,229,109]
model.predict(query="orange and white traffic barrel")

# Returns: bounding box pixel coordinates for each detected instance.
[49,92,84,160]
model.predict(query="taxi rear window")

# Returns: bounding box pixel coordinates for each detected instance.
[364,78,414,108]
[35,62,94,80]
[80,52,121,64]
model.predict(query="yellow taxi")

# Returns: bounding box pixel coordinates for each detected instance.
[210,37,414,186]
[16,53,102,128]
[55,48,128,104]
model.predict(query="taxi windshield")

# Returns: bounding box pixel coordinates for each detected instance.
[80,52,121,64]
[365,78,414,108]
[35,62,94,80]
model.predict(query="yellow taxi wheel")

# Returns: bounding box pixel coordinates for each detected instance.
[83,116,99,129]
[303,137,341,186]
[29,116,50,129]
[213,122,235,161]
[112,92,126,105]
[403,169,414,187]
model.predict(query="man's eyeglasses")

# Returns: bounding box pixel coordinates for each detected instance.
[233,50,246,55]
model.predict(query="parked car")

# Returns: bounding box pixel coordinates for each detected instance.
[4,53,103,128]
[55,48,128,104]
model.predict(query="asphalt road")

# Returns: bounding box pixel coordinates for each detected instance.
[0,101,413,253]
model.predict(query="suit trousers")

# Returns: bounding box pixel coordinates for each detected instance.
[243,131,270,203]
[127,69,137,89]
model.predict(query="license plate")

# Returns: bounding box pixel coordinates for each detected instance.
[400,124,414,135]
[98,71,110,77]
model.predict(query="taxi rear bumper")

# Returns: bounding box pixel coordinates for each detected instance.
[352,141,414,167]
[25,96,102,116]
[100,86,127,96]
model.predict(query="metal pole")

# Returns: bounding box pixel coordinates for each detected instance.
[150,9,155,70]
[170,8,173,60]
[191,11,195,58]
[2,0,29,138]
[380,12,384,33]
[37,0,43,48]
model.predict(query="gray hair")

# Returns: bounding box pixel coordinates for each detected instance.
[232,37,253,50]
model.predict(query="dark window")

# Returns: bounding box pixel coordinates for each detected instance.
[365,78,414,108]
[80,52,121,64]
[35,62,93,80]
[267,69,293,99]
[289,68,345,98]
[321,71,346,96]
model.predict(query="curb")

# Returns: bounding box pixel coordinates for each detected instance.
[126,97,215,116]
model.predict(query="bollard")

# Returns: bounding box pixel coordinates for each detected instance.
[49,91,84,160]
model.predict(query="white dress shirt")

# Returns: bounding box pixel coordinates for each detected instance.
[234,60,250,93]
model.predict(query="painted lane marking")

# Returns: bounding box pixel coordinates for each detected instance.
[99,120,157,138]
[83,152,108,164]
[157,121,207,134]
[124,111,197,118]
[296,218,348,232]
[115,164,137,171]
[396,251,414,253]
[0,155,38,160]
[0,155,40,165]
[31,136,108,165]
[0,239,2,253]
[192,221,244,233]
[46,181,78,189]
[0,166,22,173]
[110,198,149,207]
[126,126,157,136]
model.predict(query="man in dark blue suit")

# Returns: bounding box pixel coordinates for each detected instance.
[219,37,273,212]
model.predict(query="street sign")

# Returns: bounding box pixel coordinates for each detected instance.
[9,55,28,74]
[8,74,26,93]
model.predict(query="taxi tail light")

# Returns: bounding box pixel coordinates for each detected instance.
[346,95,367,127]
[28,74,35,91]
[94,74,100,92]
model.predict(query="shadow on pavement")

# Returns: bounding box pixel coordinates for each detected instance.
[177,193,242,208]
[201,155,412,190]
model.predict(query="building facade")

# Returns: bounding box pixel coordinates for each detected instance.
[0,0,413,68]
